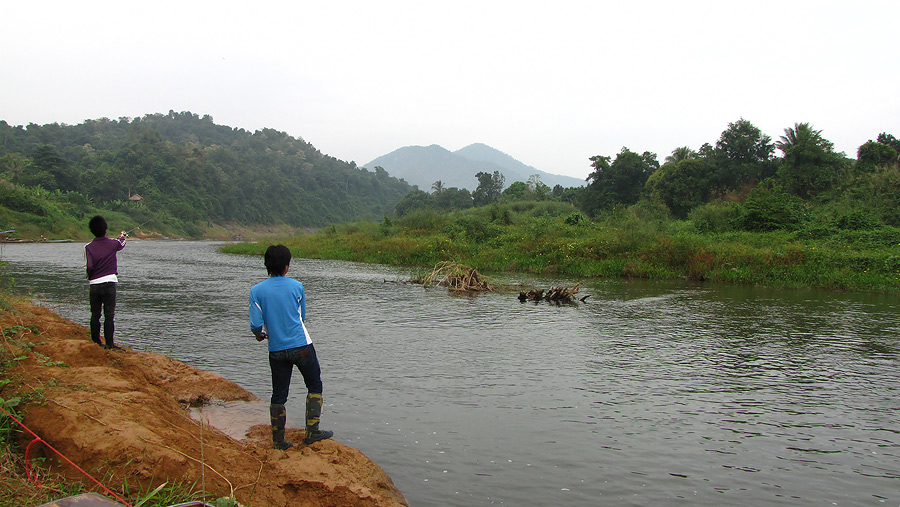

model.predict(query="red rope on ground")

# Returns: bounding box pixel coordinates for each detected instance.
[0,404,134,507]
[24,436,43,486]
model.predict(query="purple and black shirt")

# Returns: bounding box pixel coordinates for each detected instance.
[85,236,126,284]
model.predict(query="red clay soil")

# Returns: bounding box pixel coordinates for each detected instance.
[0,298,407,506]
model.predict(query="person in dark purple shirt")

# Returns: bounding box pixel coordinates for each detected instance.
[84,216,126,350]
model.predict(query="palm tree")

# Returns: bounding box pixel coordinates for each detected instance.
[0,153,28,185]
[664,146,698,164]
[775,122,841,197]
[431,180,444,194]
[775,122,832,155]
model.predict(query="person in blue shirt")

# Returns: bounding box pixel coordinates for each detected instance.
[250,244,333,449]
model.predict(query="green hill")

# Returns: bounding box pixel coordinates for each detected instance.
[0,111,412,238]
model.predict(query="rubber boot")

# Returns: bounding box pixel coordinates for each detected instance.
[303,393,334,444]
[269,403,293,450]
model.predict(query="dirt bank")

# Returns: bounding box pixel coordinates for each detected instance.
[0,297,407,506]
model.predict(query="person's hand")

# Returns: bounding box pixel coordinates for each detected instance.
[256,332,268,342]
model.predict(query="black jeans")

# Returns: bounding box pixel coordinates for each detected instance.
[89,282,117,346]
[269,344,323,405]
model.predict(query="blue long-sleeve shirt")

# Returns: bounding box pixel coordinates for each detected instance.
[249,275,311,352]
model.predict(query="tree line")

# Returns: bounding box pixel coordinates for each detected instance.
[393,119,900,234]
[0,111,412,235]
[1,112,896,238]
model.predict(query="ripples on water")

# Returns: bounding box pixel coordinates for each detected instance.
[1,241,898,506]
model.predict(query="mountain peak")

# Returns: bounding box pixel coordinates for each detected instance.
[365,144,584,191]
[458,142,490,150]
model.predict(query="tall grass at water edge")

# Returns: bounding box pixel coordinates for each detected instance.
[222,202,900,293]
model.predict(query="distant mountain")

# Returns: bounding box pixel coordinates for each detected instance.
[364,143,585,191]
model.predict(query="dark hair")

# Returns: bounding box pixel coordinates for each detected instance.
[88,215,108,238]
[264,244,292,276]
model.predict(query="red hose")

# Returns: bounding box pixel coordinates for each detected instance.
[1,404,134,507]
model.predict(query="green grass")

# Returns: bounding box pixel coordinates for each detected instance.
[223,201,900,293]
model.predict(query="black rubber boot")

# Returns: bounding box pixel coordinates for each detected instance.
[269,403,293,450]
[303,393,333,445]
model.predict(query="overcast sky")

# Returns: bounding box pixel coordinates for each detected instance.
[3,1,898,180]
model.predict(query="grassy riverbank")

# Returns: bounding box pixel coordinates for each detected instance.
[222,201,900,293]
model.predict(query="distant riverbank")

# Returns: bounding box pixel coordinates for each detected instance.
[222,203,900,293]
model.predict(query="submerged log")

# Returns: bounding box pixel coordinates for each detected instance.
[518,289,545,301]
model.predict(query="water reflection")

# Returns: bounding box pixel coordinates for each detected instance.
[1,241,898,506]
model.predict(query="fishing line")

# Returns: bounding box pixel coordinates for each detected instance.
[124,219,153,236]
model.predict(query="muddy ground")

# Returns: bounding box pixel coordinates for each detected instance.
[0,297,407,506]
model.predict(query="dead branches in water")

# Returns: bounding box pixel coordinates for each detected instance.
[417,261,495,292]
[518,282,590,304]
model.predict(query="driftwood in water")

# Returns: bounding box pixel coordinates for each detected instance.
[417,261,495,292]
[518,289,545,301]
[518,282,589,303]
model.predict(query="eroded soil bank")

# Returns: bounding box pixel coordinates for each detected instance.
[0,297,407,506]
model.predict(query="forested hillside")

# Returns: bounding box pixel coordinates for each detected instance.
[0,111,411,237]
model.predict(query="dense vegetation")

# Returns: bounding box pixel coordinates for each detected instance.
[226,120,900,292]
[0,112,412,238]
[223,199,900,292]
[2,111,898,291]
[387,119,900,228]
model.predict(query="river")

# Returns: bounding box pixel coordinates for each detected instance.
[1,240,898,506]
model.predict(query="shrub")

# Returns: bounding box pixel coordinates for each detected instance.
[796,223,836,240]
[0,182,50,216]
[523,201,578,218]
[834,210,879,231]
[397,208,450,233]
[334,220,379,236]
[832,227,900,249]
[857,141,898,172]
[450,215,503,243]
[688,201,741,233]
[736,186,808,231]
[379,216,394,236]
[565,212,587,226]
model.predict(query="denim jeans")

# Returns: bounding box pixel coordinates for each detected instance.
[269,343,323,405]
[89,282,116,346]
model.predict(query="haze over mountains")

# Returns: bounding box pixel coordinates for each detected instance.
[364,143,586,191]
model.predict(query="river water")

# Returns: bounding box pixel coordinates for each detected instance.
[1,240,898,506]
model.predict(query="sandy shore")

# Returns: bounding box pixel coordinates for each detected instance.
[1,297,407,506]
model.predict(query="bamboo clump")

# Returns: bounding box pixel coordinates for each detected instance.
[419,261,494,292]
